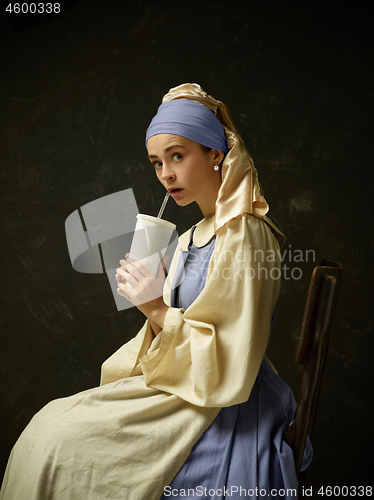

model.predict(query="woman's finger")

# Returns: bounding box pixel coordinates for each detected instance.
[117,263,142,284]
[116,266,131,279]
[117,266,139,287]
[120,258,151,280]
[115,272,127,284]
[117,284,129,298]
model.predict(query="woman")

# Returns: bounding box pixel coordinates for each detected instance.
[0,84,312,500]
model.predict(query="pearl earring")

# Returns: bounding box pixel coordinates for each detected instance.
[214,163,219,171]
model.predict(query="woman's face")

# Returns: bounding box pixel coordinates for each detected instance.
[147,134,223,218]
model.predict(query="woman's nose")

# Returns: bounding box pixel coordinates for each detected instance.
[160,166,176,181]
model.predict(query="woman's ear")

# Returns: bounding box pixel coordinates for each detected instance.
[212,149,225,165]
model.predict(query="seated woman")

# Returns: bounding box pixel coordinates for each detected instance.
[0,83,312,500]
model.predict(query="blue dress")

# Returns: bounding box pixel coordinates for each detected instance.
[161,227,312,500]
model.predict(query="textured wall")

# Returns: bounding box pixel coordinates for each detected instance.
[0,0,372,490]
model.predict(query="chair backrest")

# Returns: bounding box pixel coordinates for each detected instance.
[284,258,343,480]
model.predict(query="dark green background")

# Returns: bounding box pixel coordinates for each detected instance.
[1,0,373,490]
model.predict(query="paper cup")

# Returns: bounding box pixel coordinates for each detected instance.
[129,214,176,277]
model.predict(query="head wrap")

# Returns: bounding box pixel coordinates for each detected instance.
[146,100,229,153]
[147,83,269,234]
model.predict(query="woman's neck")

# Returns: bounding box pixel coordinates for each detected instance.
[198,181,221,219]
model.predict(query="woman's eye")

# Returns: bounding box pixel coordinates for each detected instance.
[153,161,162,169]
[172,153,183,161]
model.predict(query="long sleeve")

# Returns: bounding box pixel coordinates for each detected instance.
[138,214,282,407]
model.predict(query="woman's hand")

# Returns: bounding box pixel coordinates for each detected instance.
[115,254,169,328]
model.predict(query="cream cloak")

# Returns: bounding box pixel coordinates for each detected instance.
[0,213,285,500]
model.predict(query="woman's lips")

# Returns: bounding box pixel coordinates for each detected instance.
[170,188,183,198]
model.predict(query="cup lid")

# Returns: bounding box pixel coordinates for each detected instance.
[136,214,176,229]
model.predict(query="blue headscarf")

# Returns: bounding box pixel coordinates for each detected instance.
[145,99,229,153]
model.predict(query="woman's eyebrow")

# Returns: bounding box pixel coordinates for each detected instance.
[164,144,186,152]
[148,144,186,159]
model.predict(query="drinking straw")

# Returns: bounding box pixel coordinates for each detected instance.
[144,192,170,257]
[157,192,170,218]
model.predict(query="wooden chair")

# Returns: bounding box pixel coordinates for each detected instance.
[283,258,343,494]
